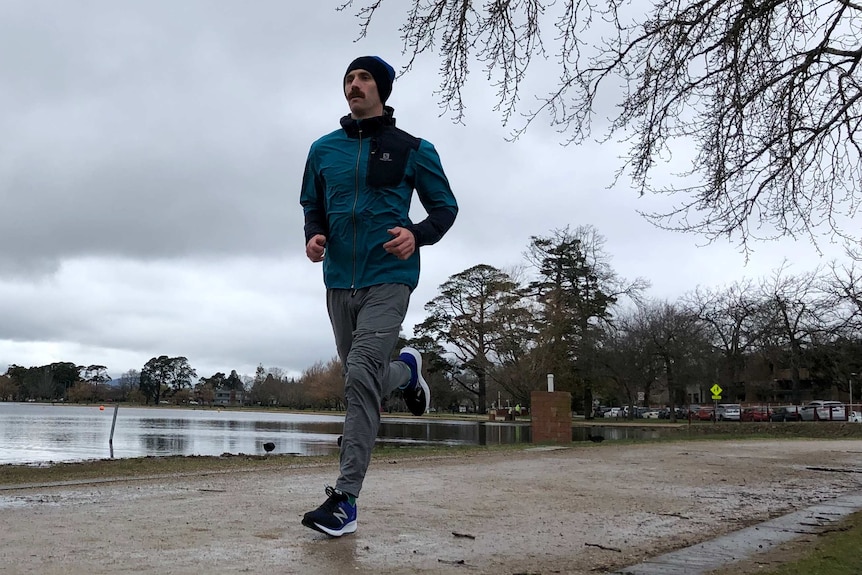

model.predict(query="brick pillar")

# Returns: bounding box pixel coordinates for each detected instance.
[530,391,572,445]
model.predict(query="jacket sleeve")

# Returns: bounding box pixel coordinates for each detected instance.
[407,140,458,246]
[299,145,328,243]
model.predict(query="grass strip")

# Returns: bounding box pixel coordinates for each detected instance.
[709,511,862,575]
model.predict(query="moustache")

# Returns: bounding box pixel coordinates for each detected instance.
[347,90,365,99]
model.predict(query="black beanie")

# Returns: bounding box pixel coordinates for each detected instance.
[345,56,395,104]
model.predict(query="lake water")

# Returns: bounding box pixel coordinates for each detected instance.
[0,403,532,465]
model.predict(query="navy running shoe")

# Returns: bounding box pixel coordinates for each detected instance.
[398,347,430,416]
[302,486,357,537]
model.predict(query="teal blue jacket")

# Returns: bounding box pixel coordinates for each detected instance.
[301,108,458,291]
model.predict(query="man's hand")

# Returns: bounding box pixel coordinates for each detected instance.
[306,234,326,262]
[383,227,416,260]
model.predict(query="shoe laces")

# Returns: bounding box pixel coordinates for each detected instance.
[320,485,349,512]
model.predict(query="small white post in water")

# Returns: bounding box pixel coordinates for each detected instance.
[547,373,555,392]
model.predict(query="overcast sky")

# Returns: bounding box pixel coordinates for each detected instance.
[1,1,854,380]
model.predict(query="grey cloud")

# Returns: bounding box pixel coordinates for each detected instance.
[1,2,851,382]
[0,2,367,277]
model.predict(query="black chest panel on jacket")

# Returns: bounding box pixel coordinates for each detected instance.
[367,127,421,189]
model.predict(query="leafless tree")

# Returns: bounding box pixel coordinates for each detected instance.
[630,300,713,418]
[683,280,763,396]
[754,263,830,403]
[600,309,664,415]
[824,258,862,332]
[342,0,862,248]
[301,357,345,410]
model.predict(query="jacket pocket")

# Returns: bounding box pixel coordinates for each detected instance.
[367,146,409,188]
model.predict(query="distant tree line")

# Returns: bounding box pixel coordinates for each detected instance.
[409,227,862,419]
[3,225,862,418]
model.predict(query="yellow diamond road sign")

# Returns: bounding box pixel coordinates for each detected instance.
[710,384,722,400]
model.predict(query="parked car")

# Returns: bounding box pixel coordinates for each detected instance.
[593,406,611,418]
[642,409,661,419]
[799,400,847,421]
[695,406,715,421]
[741,406,771,422]
[716,403,741,421]
[604,407,623,418]
[655,407,687,419]
[625,407,649,418]
[850,411,861,423]
[770,406,802,422]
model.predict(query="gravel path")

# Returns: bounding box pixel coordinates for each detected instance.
[1,439,861,574]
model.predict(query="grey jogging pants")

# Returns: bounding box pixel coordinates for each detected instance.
[327,283,412,497]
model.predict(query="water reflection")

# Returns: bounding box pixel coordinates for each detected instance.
[0,403,533,465]
[0,403,673,466]
[573,426,662,442]
[140,434,188,454]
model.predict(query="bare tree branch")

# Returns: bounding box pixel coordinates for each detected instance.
[346,0,862,250]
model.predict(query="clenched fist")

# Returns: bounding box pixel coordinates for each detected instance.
[383,227,416,260]
[306,234,326,262]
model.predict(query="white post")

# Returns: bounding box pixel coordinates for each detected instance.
[547,374,554,392]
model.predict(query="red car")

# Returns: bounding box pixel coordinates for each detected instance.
[741,407,771,422]
[695,406,715,421]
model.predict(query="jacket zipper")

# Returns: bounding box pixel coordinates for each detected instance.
[351,125,362,293]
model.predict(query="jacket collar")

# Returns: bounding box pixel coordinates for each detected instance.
[340,106,396,138]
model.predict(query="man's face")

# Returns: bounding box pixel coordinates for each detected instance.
[344,68,383,119]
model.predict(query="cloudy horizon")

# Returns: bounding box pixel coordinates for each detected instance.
[2,1,855,381]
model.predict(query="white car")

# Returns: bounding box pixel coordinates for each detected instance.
[604,407,622,418]
[716,404,741,421]
[850,411,861,423]
[799,400,847,421]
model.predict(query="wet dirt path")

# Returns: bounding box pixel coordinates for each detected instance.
[1,439,861,574]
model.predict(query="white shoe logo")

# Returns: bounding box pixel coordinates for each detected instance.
[334,507,349,525]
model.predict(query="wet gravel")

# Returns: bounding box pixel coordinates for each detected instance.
[1,439,861,574]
